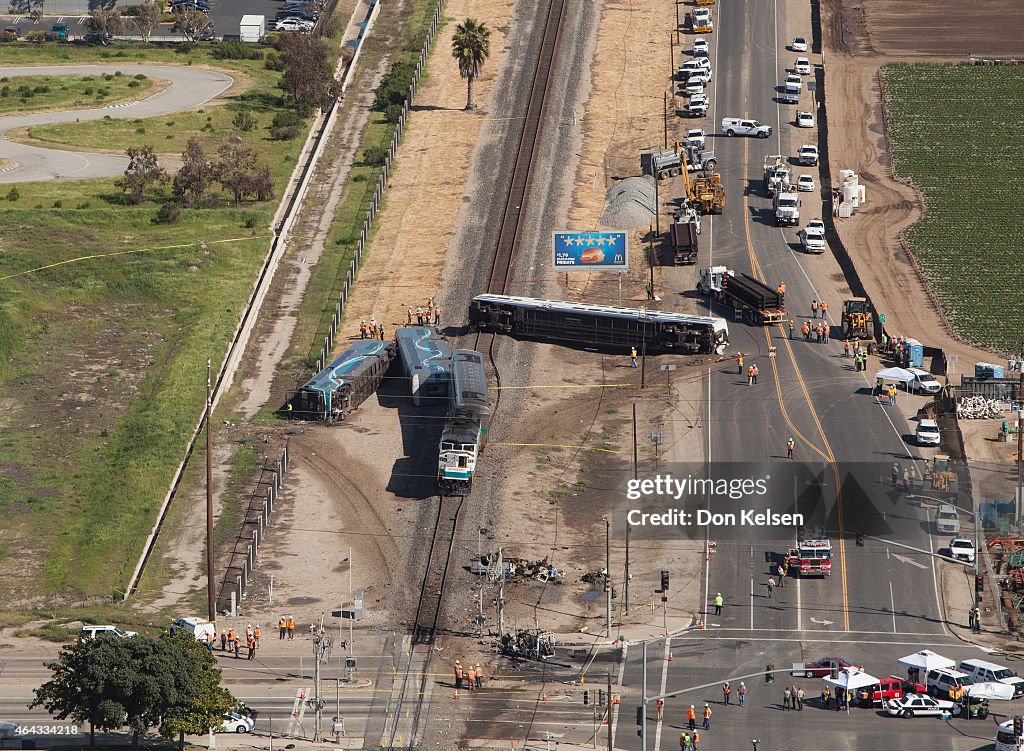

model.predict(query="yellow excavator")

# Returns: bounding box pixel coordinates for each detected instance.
[681,161,725,215]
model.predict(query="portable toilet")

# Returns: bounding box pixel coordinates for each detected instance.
[842,183,861,208]
[976,362,1005,379]
[904,338,924,368]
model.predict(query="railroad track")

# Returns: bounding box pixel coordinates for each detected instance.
[382,0,569,745]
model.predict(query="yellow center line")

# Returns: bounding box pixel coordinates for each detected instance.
[740,132,850,631]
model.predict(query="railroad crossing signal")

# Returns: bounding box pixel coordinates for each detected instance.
[659,570,670,593]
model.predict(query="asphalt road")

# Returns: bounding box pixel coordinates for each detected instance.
[615,0,1015,748]
[0,63,232,183]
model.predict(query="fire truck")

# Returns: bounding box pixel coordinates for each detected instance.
[786,538,832,576]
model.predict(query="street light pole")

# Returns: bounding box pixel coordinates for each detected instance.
[605,517,612,637]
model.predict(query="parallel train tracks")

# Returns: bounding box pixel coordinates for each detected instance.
[382,0,569,745]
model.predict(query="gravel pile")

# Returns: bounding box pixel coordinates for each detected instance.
[600,175,656,228]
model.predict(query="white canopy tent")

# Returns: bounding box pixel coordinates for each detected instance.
[876,367,915,384]
[966,682,1015,701]
[898,650,955,673]
[823,667,879,692]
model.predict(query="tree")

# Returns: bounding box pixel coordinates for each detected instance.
[172,138,216,207]
[173,6,211,41]
[31,635,233,748]
[116,145,166,204]
[214,142,273,204]
[131,1,163,43]
[86,7,124,44]
[8,0,43,20]
[451,19,491,111]
[278,33,338,113]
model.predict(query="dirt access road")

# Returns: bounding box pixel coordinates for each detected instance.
[822,0,1023,368]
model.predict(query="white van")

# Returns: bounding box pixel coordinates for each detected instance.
[957,659,1024,697]
[678,59,712,80]
[170,617,217,642]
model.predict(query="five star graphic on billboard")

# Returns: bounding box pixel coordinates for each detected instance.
[552,231,629,271]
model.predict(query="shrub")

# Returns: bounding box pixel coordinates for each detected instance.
[6,187,20,202]
[0,31,17,43]
[128,80,141,88]
[53,200,62,208]
[271,111,301,128]
[33,85,50,94]
[83,87,94,95]
[244,215,259,229]
[361,146,388,166]
[155,201,183,224]
[232,110,257,132]
[384,103,404,124]
[212,40,259,60]
[136,127,146,134]
[135,73,147,80]
[271,125,299,141]
[372,59,415,112]
[176,41,196,53]
[264,51,283,71]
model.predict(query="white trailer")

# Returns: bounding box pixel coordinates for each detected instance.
[240,14,265,42]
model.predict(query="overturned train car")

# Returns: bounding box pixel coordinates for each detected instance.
[469,294,729,355]
[290,340,396,422]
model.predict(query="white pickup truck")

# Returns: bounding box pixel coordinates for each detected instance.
[721,118,772,138]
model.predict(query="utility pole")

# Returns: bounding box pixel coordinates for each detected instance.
[310,618,332,742]
[604,518,612,636]
[347,548,354,682]
[606,673,614,751]
[477,529,485,636]
[497,548,506,637]
[1018,340,1023,522]
[206,358,216,625]
[632,403,639,481]
[624,523,631,616]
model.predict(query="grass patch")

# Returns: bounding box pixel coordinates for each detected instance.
[0,41,310,603]
[0,73,155,113]
[882,63,1024,352]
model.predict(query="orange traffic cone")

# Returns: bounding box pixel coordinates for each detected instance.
[454,688,459,699]
[541,692,547,702]
[669,652,674,662]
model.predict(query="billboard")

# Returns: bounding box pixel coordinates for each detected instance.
[553,231,628,271]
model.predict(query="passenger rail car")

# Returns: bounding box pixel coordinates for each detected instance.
[395,326,452,407]
[469,294,729,355]
[290,340,396,422]
[438,349,491,496]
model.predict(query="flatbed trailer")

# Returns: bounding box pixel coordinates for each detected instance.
[720,271,787,324]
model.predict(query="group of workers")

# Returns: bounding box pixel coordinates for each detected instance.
[408,298,441,326]
[358,319,386,341]
[453,660,485,690]
[218,624,262,660]
[800,320,831,344]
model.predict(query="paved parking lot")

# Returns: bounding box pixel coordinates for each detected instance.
[0,0,284,41]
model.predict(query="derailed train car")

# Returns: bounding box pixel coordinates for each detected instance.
[468,294,729,355]
[290,340,396,422]
[438,349,490,496]
[395,326,452,407]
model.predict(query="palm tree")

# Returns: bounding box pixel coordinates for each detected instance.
[451,19,491,111]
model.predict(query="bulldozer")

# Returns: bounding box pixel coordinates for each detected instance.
[841,297,875,340]
[682,164,725,215]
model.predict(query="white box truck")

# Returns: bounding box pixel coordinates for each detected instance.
[240,14,265,42]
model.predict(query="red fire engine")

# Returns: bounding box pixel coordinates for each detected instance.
[786,538,832,576]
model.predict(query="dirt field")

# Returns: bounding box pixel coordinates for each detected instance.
[827,0,1024,58]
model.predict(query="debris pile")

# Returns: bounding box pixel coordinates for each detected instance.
[499,629,556,660]
[468,553,563,584]
[957,395,1002,419]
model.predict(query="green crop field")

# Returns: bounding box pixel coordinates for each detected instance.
[0,41,314,604]
[881,63,1024,352]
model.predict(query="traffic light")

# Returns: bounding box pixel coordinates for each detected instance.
[637,706,644,736]
[583,690,590,705]
[660,570,670,593]
[976,574,985,593]
[598,690,606,706]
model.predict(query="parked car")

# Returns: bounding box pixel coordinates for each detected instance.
[170,617,217,642]
[276,17,315,30]
[81,625,137,640]
[791,36,808,52]
[805,219,825,233]
[935,504,960,534]
[798,226,825,253]
[693,37,709,56]
[794,57,811,75]
[686,128,706,149]
[927,668,974,698]
[796,111,814,128]
[221,713,256,733]
[799,656,862,678]
[683,80,705,97]
[907,368,942,394]
[885,694,956,718]
[957,659,1024,697]
[797,174,815,192]
[797,144,819,165]
[948,538,976,563]
[916,419,942,447]
[858,676,927,706]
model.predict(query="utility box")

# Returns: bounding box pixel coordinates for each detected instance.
[239,14,265,42]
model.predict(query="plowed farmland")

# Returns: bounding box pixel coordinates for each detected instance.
[881,63,1024,352]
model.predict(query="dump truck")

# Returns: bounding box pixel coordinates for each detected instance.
[763,155,792,195]
[640,148,682,179]
[689,9,713,32]
[695,0,714,6]
[841,297,875,340]
[671,221,699,265]
[697,266,786,324]
[677,141,717,173]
